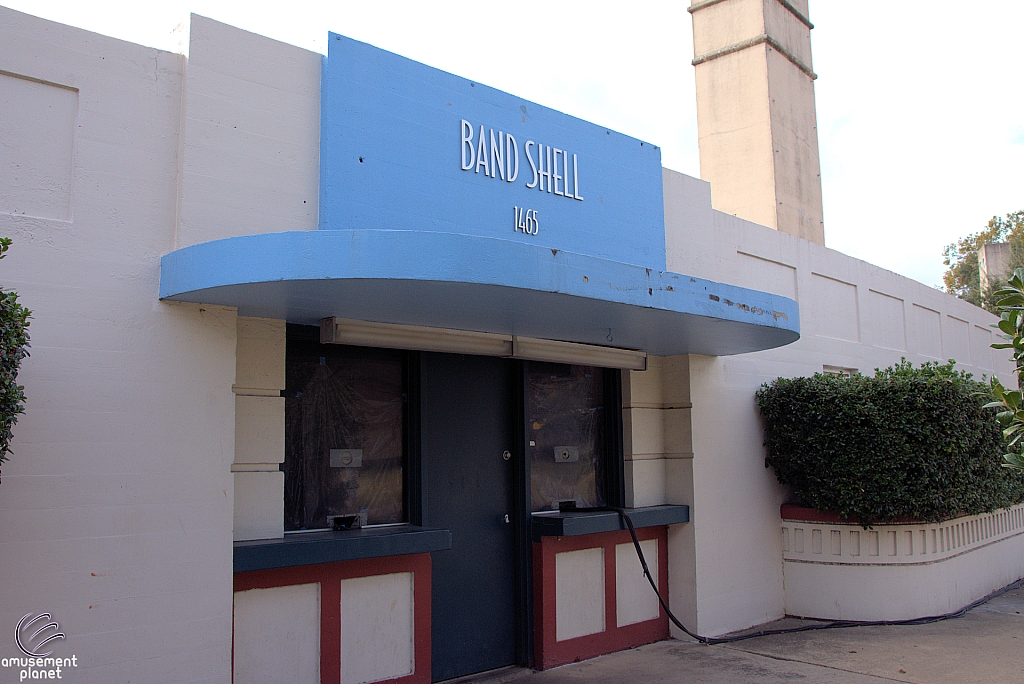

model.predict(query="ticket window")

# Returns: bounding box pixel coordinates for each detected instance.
[526,362,620,512]
[283,331,407,531]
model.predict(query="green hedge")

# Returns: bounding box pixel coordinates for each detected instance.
[0,238,29,469]
[756,360,1024,526]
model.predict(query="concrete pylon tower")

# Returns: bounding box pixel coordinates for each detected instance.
[689,0,825,244]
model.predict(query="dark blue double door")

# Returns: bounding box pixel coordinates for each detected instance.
[422,353,525,682]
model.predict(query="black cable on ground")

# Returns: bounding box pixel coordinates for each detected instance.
[593,506,1024,646]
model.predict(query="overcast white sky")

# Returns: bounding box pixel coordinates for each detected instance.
[5,1,1023,289]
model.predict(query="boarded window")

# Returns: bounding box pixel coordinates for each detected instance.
[527,363,607,512]
[284,340,405,530]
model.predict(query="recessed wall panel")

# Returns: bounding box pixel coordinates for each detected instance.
[867,290,905,350]
[972,325,993,369]
[809,274,858,341]
[944,316,970,365]
[910,305,942,359]
[0,72,77,221]
[736,252,797,300]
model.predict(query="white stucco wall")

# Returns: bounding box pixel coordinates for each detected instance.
[659,168,1015,637]
[0,7,236,682]
[177,14,321,248]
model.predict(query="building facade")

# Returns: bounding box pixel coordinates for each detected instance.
[0,4,1017,683]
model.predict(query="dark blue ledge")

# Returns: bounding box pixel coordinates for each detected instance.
[234,525,452,573]
[531,505,690,542]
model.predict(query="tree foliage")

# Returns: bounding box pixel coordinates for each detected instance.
[0,238,30,470]
[943,210,1024,312]
[756,360,1024,526]
[987,267,1024,469]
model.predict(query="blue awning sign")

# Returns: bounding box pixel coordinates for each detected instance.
[159,31,801,358]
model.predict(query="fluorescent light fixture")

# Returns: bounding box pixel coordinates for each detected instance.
[511,336,647,371]
[320,318,647,370]
[321,318,513,357]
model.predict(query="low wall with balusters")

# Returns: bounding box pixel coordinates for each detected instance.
[781,503,1024,621]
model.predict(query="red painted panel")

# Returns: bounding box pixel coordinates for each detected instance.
[532,527,669,670]
[234,554,432,684]
[781,504,924,525]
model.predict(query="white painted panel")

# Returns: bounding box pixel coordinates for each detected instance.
[944,316,970,365]
[236,317,287,391]
[341,572,414,684]
[235,395,285,464]
[625,407,665,457]
[623,359,664,408]
[910,304,943,359]
[234,584,321,684]
[664,457,694,508]
[972,325,993,369]
[0,72,77,220]
[867,290,905,351]
[663,407,692,455]
[625,459,667,509]
[555,547,605,641]
[234,471,284,541]
[808,274,858,341]
[660,355,690,406]
[616,539,660,627]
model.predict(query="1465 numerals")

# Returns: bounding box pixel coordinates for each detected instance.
[514,206,538,235]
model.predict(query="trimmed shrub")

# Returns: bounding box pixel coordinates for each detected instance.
[756,359,1024,526]
[0,238,30,472]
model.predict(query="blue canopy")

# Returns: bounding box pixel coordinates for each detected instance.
[160,229,798,357]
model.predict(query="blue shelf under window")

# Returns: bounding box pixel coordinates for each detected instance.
[234,524,452,573]
[531,505,690,542]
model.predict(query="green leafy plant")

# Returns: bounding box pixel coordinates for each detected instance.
[756,360,1024,526]
[988,267,1024,469]
[0,238,30,473]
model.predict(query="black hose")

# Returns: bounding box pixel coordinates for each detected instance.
[578,505,1024,645]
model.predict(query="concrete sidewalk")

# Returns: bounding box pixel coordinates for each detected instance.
[462,584,1024,683]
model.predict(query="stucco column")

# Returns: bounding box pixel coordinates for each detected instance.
[689,0,825,244]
